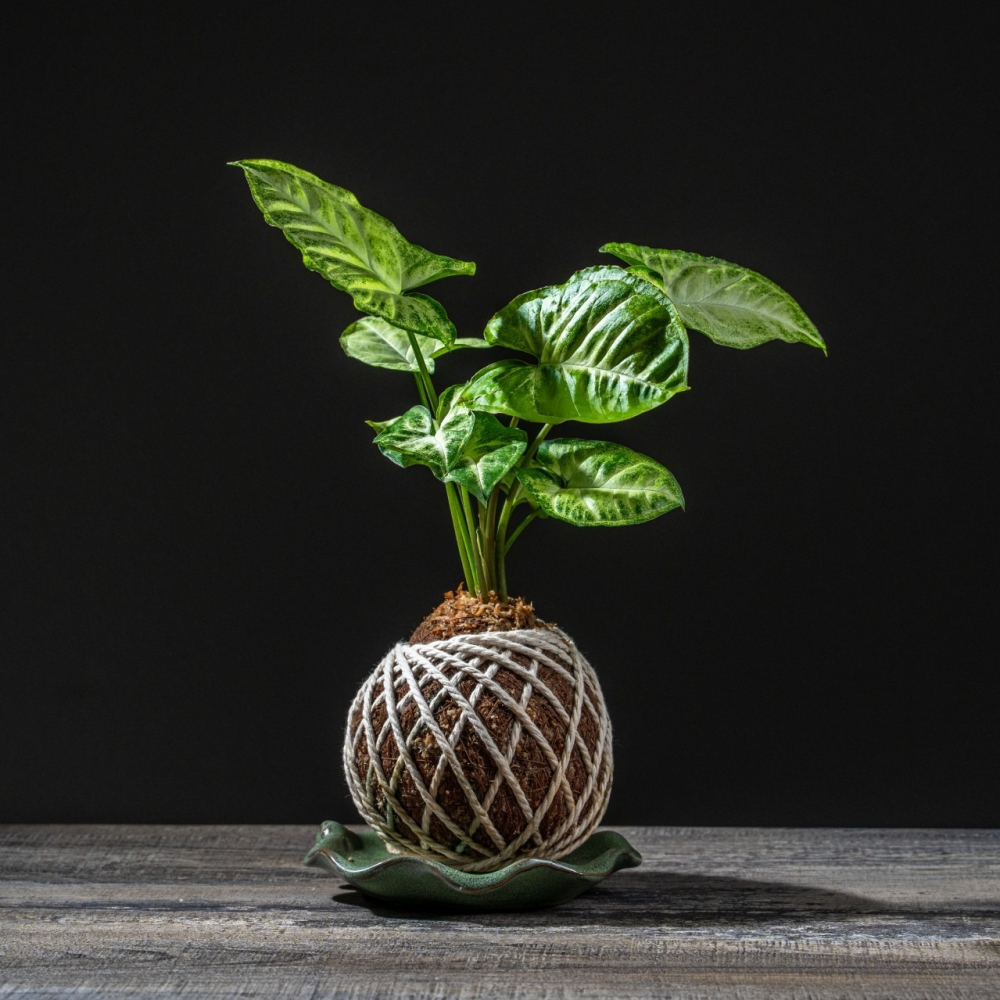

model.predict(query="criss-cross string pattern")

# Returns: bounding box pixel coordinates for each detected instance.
[343,627,613,872]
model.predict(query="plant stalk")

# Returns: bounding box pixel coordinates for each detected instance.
[446,482,478,594]
[523,422,553,463]
[460,487,487,600]
[411,358,473,593]
[504,508,541,554]
[493,422,554,602]
[484,486,501,598]
[412,371,432,413]
[405,330,439,413]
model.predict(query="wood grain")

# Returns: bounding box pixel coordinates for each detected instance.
[1,825,998,998]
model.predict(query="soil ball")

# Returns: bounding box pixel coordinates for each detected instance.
[343,590,613,872]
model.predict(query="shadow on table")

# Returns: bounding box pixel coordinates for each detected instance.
[329,869,890,925]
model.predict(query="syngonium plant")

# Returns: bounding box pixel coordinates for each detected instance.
[232,160,825,602]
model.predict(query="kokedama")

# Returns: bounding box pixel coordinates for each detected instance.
[233,160,824,873]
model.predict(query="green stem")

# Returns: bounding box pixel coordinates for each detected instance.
[523,422,553,463]
[446,482,477,594]
[478,497,493,595]
[405,330,438,413]
[497,423,552,541]
[478,496,488,540]
[484,486,501,597]
[504,508,541,554]
[460,487,487,600]
[496,544,508,604]
[412,355,472,592]
[494,423,554,602]
[494,482,519,587]
[412,372,432,413]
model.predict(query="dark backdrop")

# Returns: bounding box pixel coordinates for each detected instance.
[3,9,992,827]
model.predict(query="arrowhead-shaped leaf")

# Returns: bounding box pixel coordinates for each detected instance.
[340,317,446,372]
[341,320,493,372]
[601,243,824,352]
[372,404,475,476]
[464,266,688,424]
[517,438,684,526]
[444,413,528,503]
[232,159,475,344]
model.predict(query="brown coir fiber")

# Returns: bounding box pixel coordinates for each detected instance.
[408,586,538,644]
[349,591,602,856]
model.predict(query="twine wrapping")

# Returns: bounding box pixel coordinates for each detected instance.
[343,627,613,872]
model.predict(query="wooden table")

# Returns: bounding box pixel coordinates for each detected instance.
[1,825,998,998]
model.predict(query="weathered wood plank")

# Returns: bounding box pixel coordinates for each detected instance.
[1,825,998,998]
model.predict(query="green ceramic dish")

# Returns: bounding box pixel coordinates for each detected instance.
[304,821,642,911]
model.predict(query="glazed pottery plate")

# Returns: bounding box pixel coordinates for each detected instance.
[304,821,642,910]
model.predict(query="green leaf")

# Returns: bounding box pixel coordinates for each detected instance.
[370,387,525,500]
[232,159,475,343]
[430,337,493,359]
[464,266,688,424]
[353,290,457,345]
[340,317,445,372]
[434,384,465,423]
[517,438,684,526]
[372,404,475,476]
[444,413,528,503]
[601,243,825,352]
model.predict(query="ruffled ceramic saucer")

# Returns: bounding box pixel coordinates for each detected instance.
[304,821,641,910]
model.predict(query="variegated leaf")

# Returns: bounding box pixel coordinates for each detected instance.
[517,438,683,526]
[340,317,445,372]
[431,337,493,358]
[444,413,528,503]
[372,404,475,476]
[601,243,825,351]
[464,267,688,424]
[232,159,475,343]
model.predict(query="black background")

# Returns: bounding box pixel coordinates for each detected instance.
[3,8,993,827]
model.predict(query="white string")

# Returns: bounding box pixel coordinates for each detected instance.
[343,627,613,873]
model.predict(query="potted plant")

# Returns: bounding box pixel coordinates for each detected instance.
[232,159,824,878]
